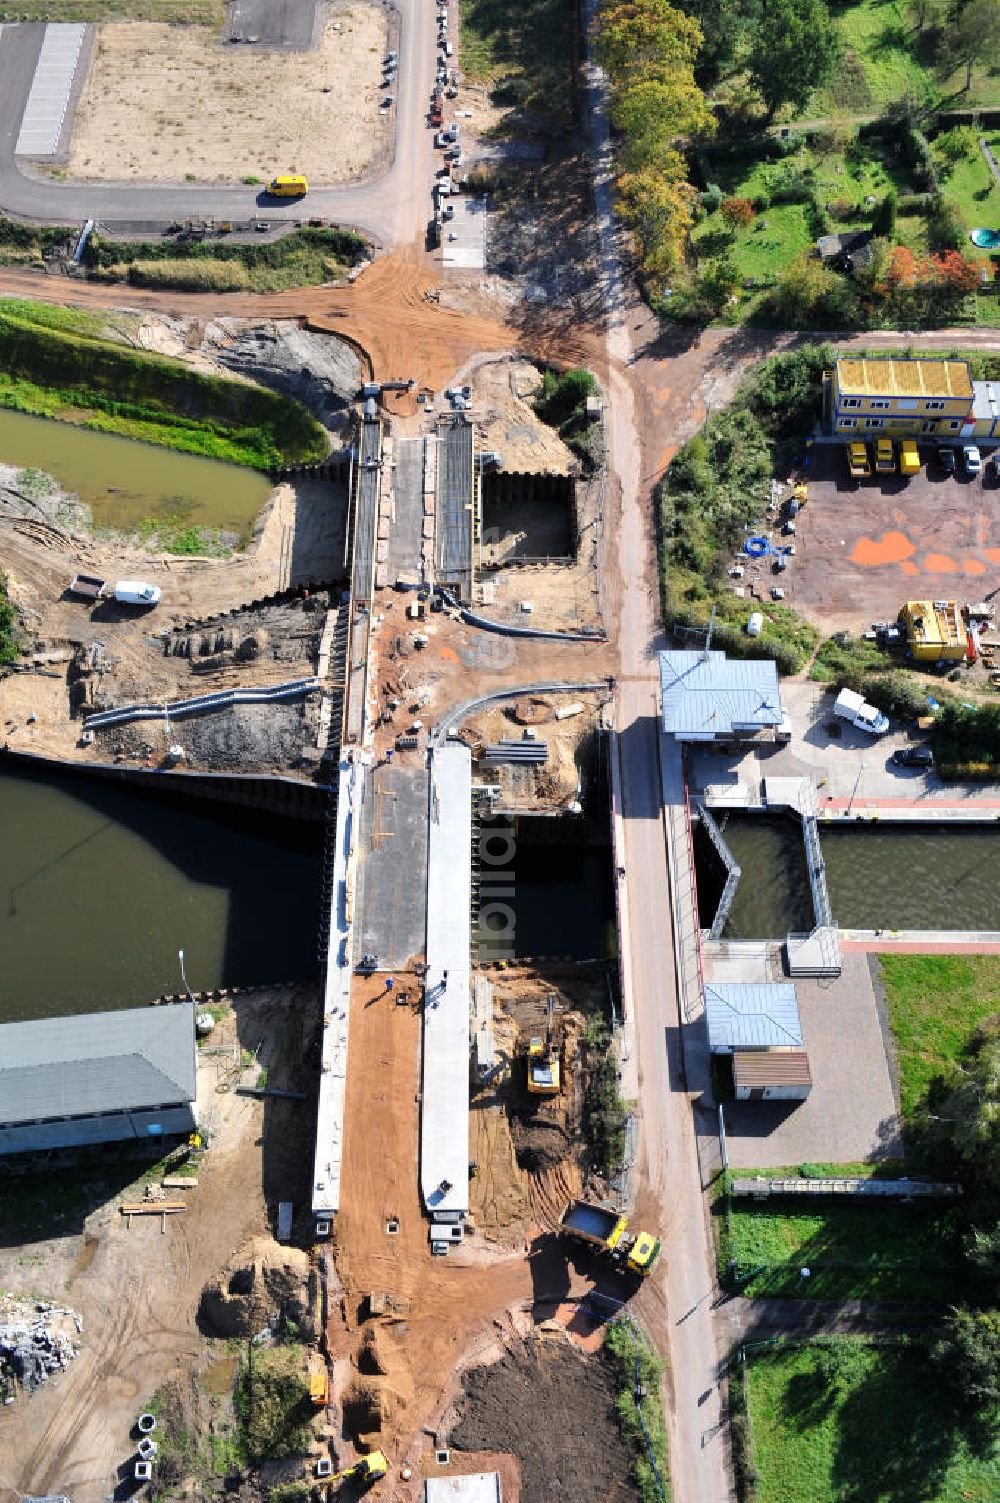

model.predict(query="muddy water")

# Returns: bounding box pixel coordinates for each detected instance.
[0,406,271,535]
[0,761,322,1023]
[697,813,1000,938]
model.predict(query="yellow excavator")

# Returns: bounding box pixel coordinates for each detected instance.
[331,1451,388,1487]
[526,996,560,1096]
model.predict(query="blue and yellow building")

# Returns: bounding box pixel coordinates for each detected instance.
[824,357,974,439]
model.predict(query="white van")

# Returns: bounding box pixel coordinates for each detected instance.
[114,580,162,607]
[444,40,453,56]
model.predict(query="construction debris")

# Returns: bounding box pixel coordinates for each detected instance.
[0,1294,82,1397]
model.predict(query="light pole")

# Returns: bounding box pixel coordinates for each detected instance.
[847,758,866,816]
[178,947,196,1004]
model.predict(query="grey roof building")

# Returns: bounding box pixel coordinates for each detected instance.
[0,1002,197,1156]
[659,650,783,742]
[704,982,803,1052]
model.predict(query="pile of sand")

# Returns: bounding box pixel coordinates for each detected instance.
[199,1236,318,1340]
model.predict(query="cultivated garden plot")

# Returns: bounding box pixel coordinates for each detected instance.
[66,9,390,185]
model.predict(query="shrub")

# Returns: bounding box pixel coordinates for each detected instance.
[701,182,724,212]
[874,186,898,238]
[722,197,757,228]
[929,196,967,252]
[583,1020,627,1175]
[234,1347,313,1464]
[0,571,19,666]
[829,197,858,221]
[934,124,980,171]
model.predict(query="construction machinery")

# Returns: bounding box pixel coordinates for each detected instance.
[308,1353,329,1408]
[332,1452,388,1486]
[525,996,560,1096]
[559,1197,662,1278]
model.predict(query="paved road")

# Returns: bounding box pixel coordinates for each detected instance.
[0,10,437,245]
[580,6,733,1497]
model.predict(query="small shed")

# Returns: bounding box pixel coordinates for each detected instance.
[425,1475,502,1503]
[658,651,783,743]
[732,1048,812,1101]
[703,982,803,1054]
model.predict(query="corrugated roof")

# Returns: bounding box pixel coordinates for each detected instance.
[972,380,1000,422]
[836,357,972,400]
[425,1475,502,1503]
[704,983,803,1050]
[659,651,782,738]
[0,1003,195,1125]
[732,1049,812,1086]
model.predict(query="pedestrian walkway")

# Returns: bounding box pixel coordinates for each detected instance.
[15,23,86,158]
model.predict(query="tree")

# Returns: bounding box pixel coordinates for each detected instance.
[616,165,699,283]
[675,0,758,88]
[931,1306,1000,1416]
[748,0,840,119]
[950,0,1000,92]
[931,249,980,294]
[932,1033,1000,1188]
[774,252,839,322]
[934,124,980,171]
[721,197,756,228]
[873,186,897,238]
[909,0,944,31]
[696,255,742,312]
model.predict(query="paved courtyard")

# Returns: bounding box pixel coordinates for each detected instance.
[718,951,902,1168]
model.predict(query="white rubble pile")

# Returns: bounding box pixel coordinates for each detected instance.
[0,1297,82,1398]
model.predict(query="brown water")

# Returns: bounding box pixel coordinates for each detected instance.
[0,761,322,1022]
[0,406,271,535]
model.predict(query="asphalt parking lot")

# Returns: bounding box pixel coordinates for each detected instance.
[775,440,1000,632]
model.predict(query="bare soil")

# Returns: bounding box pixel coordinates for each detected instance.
[448,1333,641,1503]
[66,10,390,185]
[0,985,320,1503]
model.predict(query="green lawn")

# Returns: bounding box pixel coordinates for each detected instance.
[0,0,222,19]
[718,1182,963,1300]
[880,954,1000,1118]
[693,202,814,281]
[744,1339,1000,1503]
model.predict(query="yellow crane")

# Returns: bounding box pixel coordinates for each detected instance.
[526,996,560,1096]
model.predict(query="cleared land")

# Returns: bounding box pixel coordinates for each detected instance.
[67,11,389,184]
[743,1339,1000,1503]
[880,953,1000,1118]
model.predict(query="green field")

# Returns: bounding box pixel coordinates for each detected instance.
[0,0,222,20]
[743,1339,1000,1503]
[880,953,1000,1118]
[717,1174,963,1299]
[809,0,1000,117]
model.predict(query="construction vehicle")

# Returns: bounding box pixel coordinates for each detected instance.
[525,996,561,1096]
[559,1198,662,1278]
[308,1354,329,1408]
[846,441,871,480]
[332,1452,388,1486]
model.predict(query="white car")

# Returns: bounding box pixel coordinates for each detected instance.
[962,444,982,476]
[114,580,161,607]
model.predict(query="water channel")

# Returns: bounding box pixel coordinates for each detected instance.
[0,407,271,535]
[696,813,1000,938]
[0,762,323,1023]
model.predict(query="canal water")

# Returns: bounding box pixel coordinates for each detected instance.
[0,407,271,536]
[478,814,615,961]
[0,762,323,1023]
[696,813,1000,938]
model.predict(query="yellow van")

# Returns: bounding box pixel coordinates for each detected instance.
[268,175,308,197]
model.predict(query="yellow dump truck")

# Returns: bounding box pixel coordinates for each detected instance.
[898,438,921,477]
[559,1198,662,1278]
[846,441,870,480]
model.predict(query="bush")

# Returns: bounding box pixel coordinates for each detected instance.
[898,191,936,213]
[722,196,756,228]
[701,182,724,212]
[929,195,967,253]
[0,572,19,666]
[234,1347,313,1464]
[534,366,596,429]
[932,700,1000,772]
[874,186,898,238]
[583,1021,627,1176]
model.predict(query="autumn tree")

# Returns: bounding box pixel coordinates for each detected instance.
[748,0,839,120]
[721,196,756,228]
[616,165,699,279]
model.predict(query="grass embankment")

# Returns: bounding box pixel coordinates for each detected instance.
[0,0,221,22]
[739,1338,1000,1503]
[658,345,825,672]
[716,1167,963,1300]
[88,227,368,294]
[0,572,19,666]
[880,954,1000,1119]
[604,1320,669,1503]
[0,301,327,470]
[460,0,576,130]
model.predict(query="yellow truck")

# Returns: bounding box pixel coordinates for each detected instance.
[875,437,895,475]
[559,1198,662,1278]
[846,441,870,480]
[268,174,308,197]
[898,438,921,477]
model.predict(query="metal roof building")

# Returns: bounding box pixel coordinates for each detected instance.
[732,1049,812,1101]
[0,1002,197,1156]
[703,982,803,1053]
[659,651,783,742]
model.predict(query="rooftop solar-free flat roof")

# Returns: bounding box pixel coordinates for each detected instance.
[836,357,972,400]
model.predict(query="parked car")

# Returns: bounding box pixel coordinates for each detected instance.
[937,446,956,475]
[962,443,982,476]
[898,438,920,476]
[892,745,934,768]
[847,441,871,479]
[875,437,895,474]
